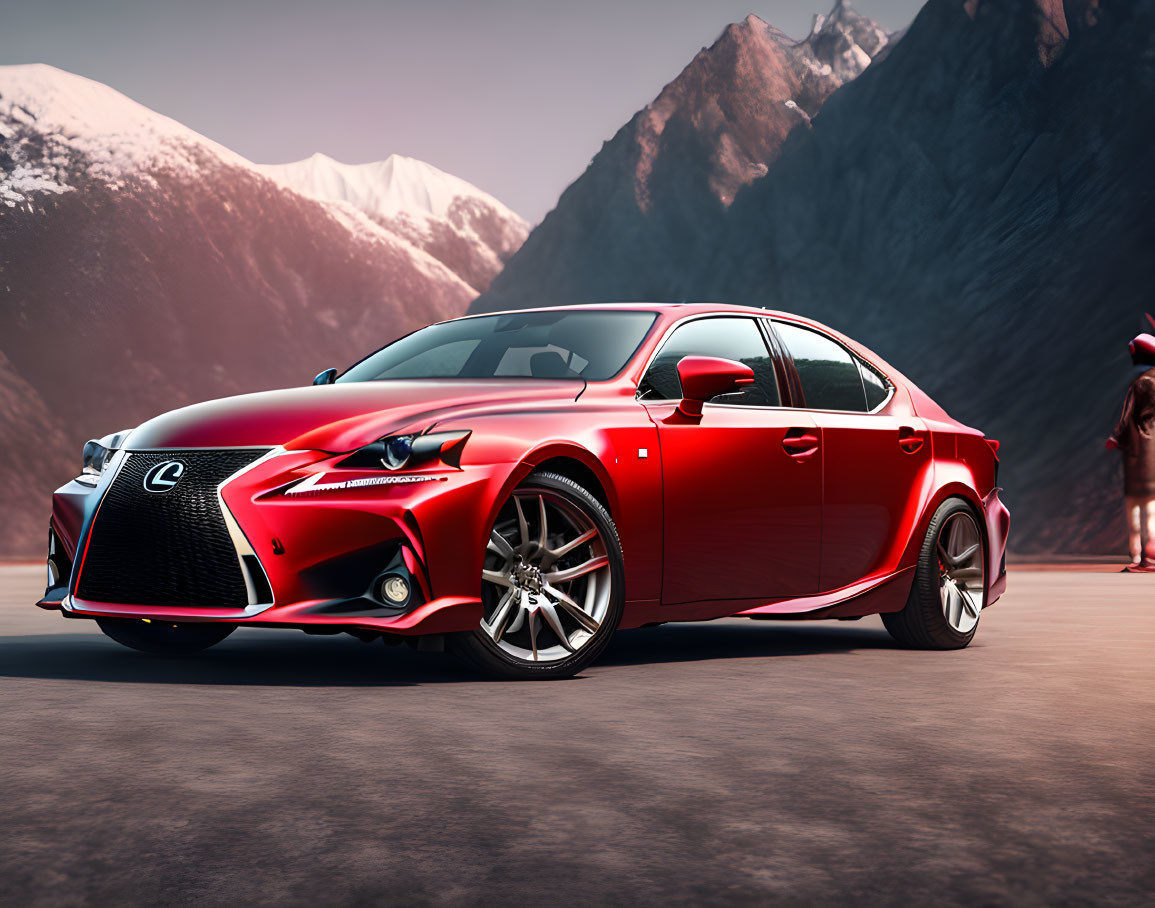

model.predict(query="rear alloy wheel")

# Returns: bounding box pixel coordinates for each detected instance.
[96,617,236,655]
[450,471,624,679]
[883,498,986,649]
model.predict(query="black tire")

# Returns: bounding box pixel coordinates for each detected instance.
[449,471,625,680]
[96,617,236,655]
[882,498,985,650]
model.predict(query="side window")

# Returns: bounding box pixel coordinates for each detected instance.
[773,321,867,412]
[638,317,780,406]
[857,357,892,410]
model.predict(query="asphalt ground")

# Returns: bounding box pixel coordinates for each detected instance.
[1,564,1152,906]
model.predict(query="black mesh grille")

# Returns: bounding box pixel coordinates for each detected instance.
[76,449,269,607]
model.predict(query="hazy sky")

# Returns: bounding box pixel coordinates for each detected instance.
[0,0,925,222]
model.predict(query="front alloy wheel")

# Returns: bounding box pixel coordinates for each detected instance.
[451,471,624,679]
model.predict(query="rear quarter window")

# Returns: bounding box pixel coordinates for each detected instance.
[773,321,868,412]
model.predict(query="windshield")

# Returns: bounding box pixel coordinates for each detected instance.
[338,310,658,383]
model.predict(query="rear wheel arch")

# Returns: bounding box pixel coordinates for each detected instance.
[897,485,989,596]
[903,483,986,565]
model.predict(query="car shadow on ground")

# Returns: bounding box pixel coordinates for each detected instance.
[0,620,897,687]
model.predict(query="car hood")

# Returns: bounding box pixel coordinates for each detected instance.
[126,380,585,452]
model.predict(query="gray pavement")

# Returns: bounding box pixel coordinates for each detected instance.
[1,564,1152,906]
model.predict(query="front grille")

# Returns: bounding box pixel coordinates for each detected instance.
[76,449,269,607]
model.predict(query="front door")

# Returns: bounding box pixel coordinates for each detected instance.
[638,316,823,603]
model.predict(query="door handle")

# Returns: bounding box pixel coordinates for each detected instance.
[898,426,925,454]
[782,430,819,459]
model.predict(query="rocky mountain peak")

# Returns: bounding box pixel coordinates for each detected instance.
[629,2,896,211]
[803,0,894,76]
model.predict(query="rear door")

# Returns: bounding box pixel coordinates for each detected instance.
[771,319,932,592]
[639,316,822,603]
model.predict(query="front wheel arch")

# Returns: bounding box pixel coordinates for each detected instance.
[529,455,612,517]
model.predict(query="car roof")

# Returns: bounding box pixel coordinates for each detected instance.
[447,301,794,322]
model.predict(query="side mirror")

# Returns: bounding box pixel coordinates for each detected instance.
[675,356,754,418]
[313,368,338,386]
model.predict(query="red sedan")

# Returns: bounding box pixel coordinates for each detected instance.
[40,304,1009,679]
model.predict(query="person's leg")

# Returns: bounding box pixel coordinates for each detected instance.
[1126,496,1143,566]
[1143,498,1155,566]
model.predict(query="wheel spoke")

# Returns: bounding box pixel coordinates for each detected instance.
[959,587,980,619]
[538,494,549,550]
[551,587,601,633]
[538,601,574,652]
[941,582,959,626]
[550,528,598,561]
[482,589,517,642]
[481,568,512,588]
[950,584,965,626]
[487,530,515,563]
[513,496,530,554]
[951,542,980,567]
[506,602,526,635]
[546,554,609,585]
[527,608,540,661]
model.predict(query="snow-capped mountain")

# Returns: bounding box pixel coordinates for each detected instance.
[0,62,253,200]
[474,1,898,314]
[257,153,528,292]
[0,64,525,556]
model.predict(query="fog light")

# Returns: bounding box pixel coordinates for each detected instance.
[380,574,411,605]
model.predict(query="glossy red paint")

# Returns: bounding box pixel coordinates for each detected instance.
[674,355,754,417]
[42,303,1009,641]
[643,401,821,600]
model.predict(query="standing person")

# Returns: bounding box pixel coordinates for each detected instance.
[1107,333,1155,571]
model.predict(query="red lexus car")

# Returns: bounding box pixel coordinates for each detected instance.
[40,304,1009,679]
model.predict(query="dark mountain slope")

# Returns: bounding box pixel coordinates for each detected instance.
[702,0,1155,553]
[471,0,1155,554]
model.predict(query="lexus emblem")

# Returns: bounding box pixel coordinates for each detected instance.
[143,460,186,493]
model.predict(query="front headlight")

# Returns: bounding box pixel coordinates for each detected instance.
[338,430,471,471]
[77,429,133,486]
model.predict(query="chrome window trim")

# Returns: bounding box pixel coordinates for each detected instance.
[633,312,791,411]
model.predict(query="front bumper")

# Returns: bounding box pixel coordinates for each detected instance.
[40,447,509,636]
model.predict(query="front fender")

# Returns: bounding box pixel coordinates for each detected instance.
[430,405,663,604]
